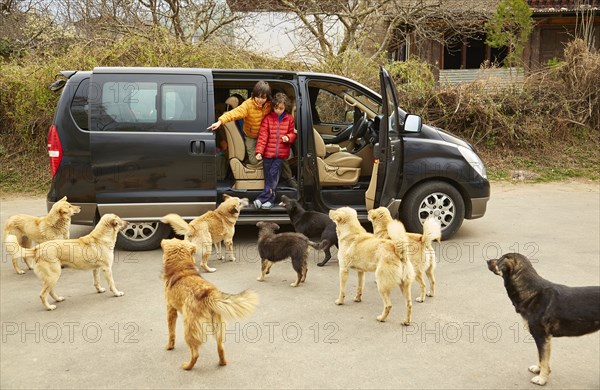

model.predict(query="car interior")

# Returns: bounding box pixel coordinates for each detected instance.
[213,79,383,209]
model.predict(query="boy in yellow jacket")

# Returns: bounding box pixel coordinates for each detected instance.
[208,81,296,187]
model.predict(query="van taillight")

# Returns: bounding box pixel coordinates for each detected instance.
[47,125,63,177]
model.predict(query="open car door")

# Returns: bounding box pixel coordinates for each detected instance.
[372,66,404,211]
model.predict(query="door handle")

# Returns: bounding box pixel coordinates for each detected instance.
[190,140,205,155]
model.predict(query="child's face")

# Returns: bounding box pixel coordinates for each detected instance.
[273,103,286,116]
[254,95,267,106]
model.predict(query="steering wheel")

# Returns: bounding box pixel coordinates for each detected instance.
[349,112,368,141]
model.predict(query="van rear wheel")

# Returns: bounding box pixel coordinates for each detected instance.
[116,222,172,251]
[400,181,464,240]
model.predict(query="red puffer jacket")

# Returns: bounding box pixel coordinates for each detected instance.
[255,112,297,159]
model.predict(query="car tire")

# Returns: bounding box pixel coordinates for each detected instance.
[116,221,172,251]
[400,181,465,240]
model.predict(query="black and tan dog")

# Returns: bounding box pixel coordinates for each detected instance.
[487,253,600,386]
[279,195,338,266]
[256,222,325,287]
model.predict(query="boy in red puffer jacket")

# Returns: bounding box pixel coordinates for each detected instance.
[253,93,297,209]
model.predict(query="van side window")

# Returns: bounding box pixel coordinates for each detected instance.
[70,78,90,130]
[315,90,351,124]
[162,85,197,121]
[101,82,158,124]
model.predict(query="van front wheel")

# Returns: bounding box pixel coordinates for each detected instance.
[116,222,172,251]
[400,182,464,240]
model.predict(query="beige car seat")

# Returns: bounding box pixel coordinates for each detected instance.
[222,96,264,190]
[313,129,362,186]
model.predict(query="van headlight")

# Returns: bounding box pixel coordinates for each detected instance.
[458,146,487,179]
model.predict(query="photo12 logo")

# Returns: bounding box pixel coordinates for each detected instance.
[200,321,341,344]
[2,321,140,344]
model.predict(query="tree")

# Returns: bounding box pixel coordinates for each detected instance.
[485,0,533,67]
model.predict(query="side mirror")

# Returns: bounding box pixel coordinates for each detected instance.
[403,114,422,133]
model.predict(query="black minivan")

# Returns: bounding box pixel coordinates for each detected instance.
[47,66,489,250]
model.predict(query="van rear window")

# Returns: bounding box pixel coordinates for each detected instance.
[70,78,90,130]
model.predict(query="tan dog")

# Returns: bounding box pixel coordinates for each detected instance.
[368,207,441,303]
[162,195,249,273]
[3,196,81,274]
[161,238,258,370]
[5,214,127,311]
[329,207,415,325]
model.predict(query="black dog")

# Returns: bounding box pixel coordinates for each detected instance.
[279,195,338,266]
[487,253,600,386]
[256,222,325,287]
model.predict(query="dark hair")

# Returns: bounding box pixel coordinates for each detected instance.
[252,81,271,99]
[271,92,290,112]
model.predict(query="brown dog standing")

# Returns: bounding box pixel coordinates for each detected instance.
[161,238,258,370]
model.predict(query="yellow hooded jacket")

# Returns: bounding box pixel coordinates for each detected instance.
[218,98,272,139]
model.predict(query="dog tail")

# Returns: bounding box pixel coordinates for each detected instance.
[209,289,259,321]
[4,234,35,261]
[386,220,410,262]
[161,213,189,236]
[421,218,442,247]
[308,239,329,251]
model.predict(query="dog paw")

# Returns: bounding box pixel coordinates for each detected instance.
[257,276,264,281]
[97,287,106,293]
[56,296,65,302]
[426,291,434,297]
[376,315,386,322]
[206,267,217,273]
[47,305,57,311]
[401,320,411,326]
[114,291,125,297]
[530,375,547,386]
[353,296,362,302]
[16,270,25,275]
[416,297,424,303]
[290,282,298,287]
[317,262,326,267]
[227,257,235,262]
[181,362,194,370]
[219,360,227,366]
[166,343,174,350]
[529,365,541,374]
[335,299,344,305]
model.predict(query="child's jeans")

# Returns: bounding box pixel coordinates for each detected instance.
[256,158,283,204]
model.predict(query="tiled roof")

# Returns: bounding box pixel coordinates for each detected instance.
[528,0,599,12]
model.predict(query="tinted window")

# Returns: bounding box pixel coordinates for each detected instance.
[70,78,90,130]
[101,82,158,124]
[162,85,196,121]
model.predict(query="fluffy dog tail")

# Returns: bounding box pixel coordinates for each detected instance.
[209,289,259,321]
[387,220,410,262]
[161,213,190,236]
[421,218,442,247]
[4,234,35,261]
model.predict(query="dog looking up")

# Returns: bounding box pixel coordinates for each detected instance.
[5,214,127,311]
[487,253,600,386]
[3,196,81,274]
[279,195,338,267]
[162,195,249,273]
[329,207,415,325]
[161,238,258,370]
[256,222,325,287]
[368,207,441,302]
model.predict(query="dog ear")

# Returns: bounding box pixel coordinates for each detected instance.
[228,206,239,215]
[223,194,231,201]
[59,196,67,202]
[487,259,502,276]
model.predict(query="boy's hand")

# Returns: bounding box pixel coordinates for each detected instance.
[255,153,263,161]
[282,135,289,142]
[207,120,222,131]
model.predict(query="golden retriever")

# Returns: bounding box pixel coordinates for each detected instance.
[368,207,441,302]
[162,195,249,273]
[329,207,415,325]
[3,196,81,274]
[5,213,127,311]
[161,238,258,370]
